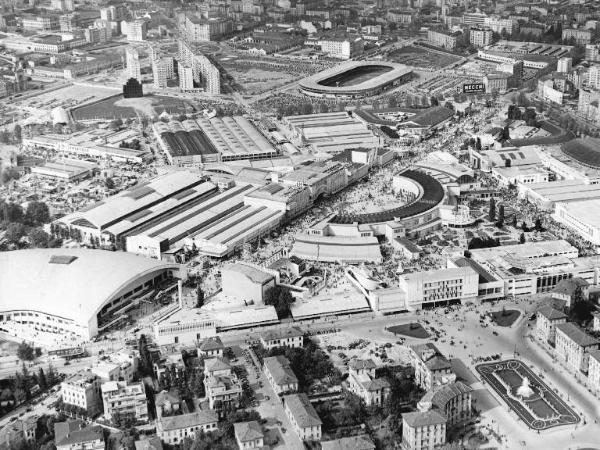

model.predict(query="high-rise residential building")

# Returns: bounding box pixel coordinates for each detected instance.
[588,65,600,89]
[427,29,462,50]
[51,0,73,11]
[84,26,109,44]
[179,64,195,91]
[469,27,492,47]
[126,47,141,81]
[152,57,173,89]
[586,44,600,62]
[101,5,126,22]
[178,39,221,94]
[557,57,573,73]
[122,20,147,42]
[563,28,592,45]
[318,37,364,59]
[462,12,487,26]
[101,381,149,424]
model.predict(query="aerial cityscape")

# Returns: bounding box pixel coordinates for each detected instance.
[2,0,600,449]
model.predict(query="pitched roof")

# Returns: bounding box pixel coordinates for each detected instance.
[283,393,322,428]
[233,421,264,443]
[410,343,452,371]
[204,357,231,373]
[135,436,164,450]
[155,388,181,407]
[537,305,567,321]
[361,377,391,392]
[198,336,224,352]
[555,322,599,347]
[321,435,376,450]
[552,277,589,296]
[261,326,304,342]
[159,410,218,432]
[419,381,472,410]
[263,355,298,386]
[402,410,447,428]
[349,359,376,371]
[54,421,104,447]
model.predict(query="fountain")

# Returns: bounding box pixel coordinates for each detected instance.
[516,376,534,398]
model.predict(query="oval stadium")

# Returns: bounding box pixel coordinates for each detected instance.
[299,61,412,99]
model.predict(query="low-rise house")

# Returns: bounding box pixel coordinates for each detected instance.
[536,306,568,345]
[54,420,105,450]
[555,322,600,374]
[417,381,472,425]
[283,393,322,441]
[321,434,376,450]
[347,359,390,406]
[260,327,304,350]
[0,416,37,450]
[155,388,182,418]
[156,410,218,445]
[233,421,264,449]
[198,337,225,358]
[101,380,148,424]
[401,410,447,450]
[154,353,186,383]
[263,355,299,395]
[135,435,163,450]
[408,344,456,391]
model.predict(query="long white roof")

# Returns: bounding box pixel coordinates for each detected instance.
[0,249,180,326]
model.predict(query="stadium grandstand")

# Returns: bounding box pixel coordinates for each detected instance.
[299,61,412,98]
[0,249,185,341]
[331,169,445,225]
[154,116,278,165]
[290,235,383,263]
[561,138,600,168]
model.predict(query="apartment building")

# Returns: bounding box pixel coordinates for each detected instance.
[283,393,322,441]
[417,382,472,426]
[152,57,174,89]
[54,420,104,450]
[101,381,148,424]
[60,370,103,417]
[22,15,60,31]
[588,350,600,395]
[126,47,142,81]
[198,336,225,358]
[409,343,456,391]
[536,306,568,345]
[203,357,242,410]
[563,28,592,45]
[469,27,493,47]
[318,37,364,60]
[555,322,600,374]
[484,16,518,35]
[427,29,461,50]
[178,39,221,94]
[263,355,299,395]
[183,16,233,42]
[156,411,218,445]
[122,20,147,42]
[401,410,447,450]
[347,359,390,407]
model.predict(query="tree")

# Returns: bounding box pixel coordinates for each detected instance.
[12,124,22,143]
[17,342,35,361]
[5,222,26,244]
[264,286,295,319]
[534,217,543,232]
[196,285,204,308]
[496,204,505,227]
[519,232,526,244]
[25,201,50,225]
[105,177,115,190]
[38,368,47,391]
[1,166,21,184]
[488,197,496,222]
[109,118,123,131]
[28,228,50,248]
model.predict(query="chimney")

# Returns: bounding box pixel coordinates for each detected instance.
[178,280,183,309]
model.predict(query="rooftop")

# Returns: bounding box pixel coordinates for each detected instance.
[555,322,599,347]
[283,393,322,428]
[537,306,567,321]
[234,421,264,443]
[402,410,447,428]
[263,355,298,386]
[261,326,304,342]
[159,410,218,432]
[321,435,375,450]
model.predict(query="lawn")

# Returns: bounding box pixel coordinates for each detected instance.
[387,322,430,339]
[489,309,520,327]
[71,94,194,120]
[387,46,460,69]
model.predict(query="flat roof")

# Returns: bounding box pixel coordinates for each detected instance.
[556,199,600,228]
[291,291,370,319]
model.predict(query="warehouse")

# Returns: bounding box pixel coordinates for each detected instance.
[30,158,97,182]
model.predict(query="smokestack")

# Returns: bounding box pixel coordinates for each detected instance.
[178,280,183,309]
